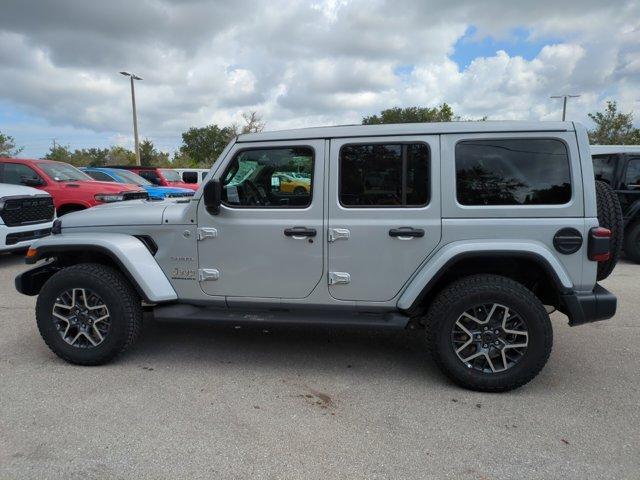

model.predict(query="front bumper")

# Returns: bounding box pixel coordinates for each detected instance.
[561,284,617,327]
[0,222,53,252]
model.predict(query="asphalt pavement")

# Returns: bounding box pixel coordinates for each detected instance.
[1,253,638,479]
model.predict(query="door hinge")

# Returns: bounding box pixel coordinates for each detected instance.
[328,228,350,242]
[328,271,351,285]
[197,227,218,241]
[198,268,220,281]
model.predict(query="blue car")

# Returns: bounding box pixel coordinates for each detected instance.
[82,167,195,200]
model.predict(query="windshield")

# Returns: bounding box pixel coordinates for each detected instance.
[114,169,152,186]
[161,169,182,182]
[40,162,92,181]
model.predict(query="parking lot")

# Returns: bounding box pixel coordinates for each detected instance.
[0,254,638,480]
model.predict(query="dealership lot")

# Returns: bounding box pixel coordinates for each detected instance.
[0,254,638,480]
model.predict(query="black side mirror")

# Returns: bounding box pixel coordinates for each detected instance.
[21,177,44,187]
[203,178,222,215]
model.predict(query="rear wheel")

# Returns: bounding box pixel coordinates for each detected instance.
[293,186,307,195]
[624,221,640,263]
[426,274,553,392]
[36,263,142,365]
[595,180,623,279]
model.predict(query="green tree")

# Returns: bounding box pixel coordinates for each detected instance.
[178,124,235,166]
[362,104,456,124]
[44,144,72,162]
[105,146,136,166]
[588,101,640,145]
[139,139,170,167]
[0,131,24,157]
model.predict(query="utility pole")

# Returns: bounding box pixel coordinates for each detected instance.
[120,71,143,165]
[550,94,580,121]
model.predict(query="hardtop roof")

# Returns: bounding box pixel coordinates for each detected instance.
[237,121,576,143]
[590,145,640,155]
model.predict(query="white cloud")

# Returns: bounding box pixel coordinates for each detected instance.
[0,0,638,156]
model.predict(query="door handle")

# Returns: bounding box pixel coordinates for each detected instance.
[284,226,317,238]
[389,227,425,239]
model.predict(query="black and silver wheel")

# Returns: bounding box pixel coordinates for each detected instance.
[426,274,553,392]
[36,263,142,365]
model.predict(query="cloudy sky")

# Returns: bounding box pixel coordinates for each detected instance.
[1,0,639,157]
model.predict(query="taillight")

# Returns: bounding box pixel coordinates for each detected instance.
[588,227,611,262]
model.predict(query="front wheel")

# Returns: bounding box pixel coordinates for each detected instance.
[36,263,142,365]
[425,274,553,392]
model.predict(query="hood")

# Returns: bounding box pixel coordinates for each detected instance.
[0,183,51,198]
[58,180,143,193]
[60,199,170,228]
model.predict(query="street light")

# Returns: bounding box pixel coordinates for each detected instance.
[120,71,143,165]
[550,94,580,121]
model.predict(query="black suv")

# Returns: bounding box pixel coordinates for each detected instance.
[592,146,640,262]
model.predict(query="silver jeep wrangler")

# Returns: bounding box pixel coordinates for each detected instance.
[15,121,620,392]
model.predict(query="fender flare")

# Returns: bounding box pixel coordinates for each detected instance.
[397,240,574,312]
[17,233,177,303]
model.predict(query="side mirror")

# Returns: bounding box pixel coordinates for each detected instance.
[21,177,44,187]
[203,178,222,215]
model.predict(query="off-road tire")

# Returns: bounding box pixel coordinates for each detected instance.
[36,263,142,365]
[595,180,623,280]
[624,221,640,264]
[425,274,553,392]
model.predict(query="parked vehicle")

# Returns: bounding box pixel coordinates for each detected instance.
[82,167,194,200]
[174,168,209,185]
[17,121,619,392]
[110,166,199,191]
[0,158,149,215]
[0,184,54,252]
[273,172,310,195]
[591,145,640,263]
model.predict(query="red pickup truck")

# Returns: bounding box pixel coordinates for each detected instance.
[0,158,148,215]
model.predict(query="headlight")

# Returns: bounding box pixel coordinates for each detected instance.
[94,193,125,203]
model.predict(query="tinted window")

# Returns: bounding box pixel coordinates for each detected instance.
[138,170,161,185]
[456,139,571,205]
[625,158,640,189]
[593,154,617,184]
[183,171,198,183]
[340,143,429,207]
[86,171,114,182]
[221,147,313,208]
[1,163,42,185]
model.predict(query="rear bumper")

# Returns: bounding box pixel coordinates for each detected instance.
[561,284,617,326]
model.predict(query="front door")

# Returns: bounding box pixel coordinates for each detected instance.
[327,136,442,301]
[197,140,324,299]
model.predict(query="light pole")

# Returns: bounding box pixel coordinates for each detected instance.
[120,71,143,165]
[550,94,580,121]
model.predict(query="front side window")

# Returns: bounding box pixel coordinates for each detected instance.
[625,158,640,190]
[0,163,43,185]
[160,169,182,182]
[221,147,313,208]
[339,143,430,207]
[86,171,114,182]
[592,154,617,184]
[455,138,571,206]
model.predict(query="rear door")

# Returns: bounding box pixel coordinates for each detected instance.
[327,136,441,301]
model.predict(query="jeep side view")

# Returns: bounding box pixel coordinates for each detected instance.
[591,145,640,263]
[15,121,619,392]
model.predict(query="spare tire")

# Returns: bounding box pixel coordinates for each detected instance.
[595,180,623,280]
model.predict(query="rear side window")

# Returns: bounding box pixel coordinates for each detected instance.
[340,143,430,207]
[625,158,640,189]
[593,154,617,184]
[455,138,571,206]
